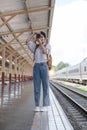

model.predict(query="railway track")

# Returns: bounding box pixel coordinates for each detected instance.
[50,80,87,130]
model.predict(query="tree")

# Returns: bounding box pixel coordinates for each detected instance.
[54,61,69,71]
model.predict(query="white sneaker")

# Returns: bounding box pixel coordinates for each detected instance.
[41,106,48,112]
[34,107,40,112]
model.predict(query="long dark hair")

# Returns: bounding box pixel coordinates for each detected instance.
[40,31,46,38]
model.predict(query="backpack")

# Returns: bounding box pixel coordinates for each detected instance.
[47,54,52,70]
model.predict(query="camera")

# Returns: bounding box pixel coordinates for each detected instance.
[36,33,41,39]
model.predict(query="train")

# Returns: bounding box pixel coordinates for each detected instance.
[53,58,87,85]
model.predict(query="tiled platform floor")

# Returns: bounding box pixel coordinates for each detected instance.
[0,81,74,130]
[0,81,35,130]
[31,88,74,130]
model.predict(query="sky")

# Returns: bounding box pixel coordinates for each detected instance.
[50,0,87,66]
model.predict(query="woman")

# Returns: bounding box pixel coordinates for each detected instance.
[26,31,51,112]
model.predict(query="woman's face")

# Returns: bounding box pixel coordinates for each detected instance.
[40,35,46,43]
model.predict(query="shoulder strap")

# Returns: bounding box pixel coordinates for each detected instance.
[33,44,39,61]
[34,44,39,54]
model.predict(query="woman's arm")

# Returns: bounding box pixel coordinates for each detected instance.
[26,33,36,53]
[26,33,36,44]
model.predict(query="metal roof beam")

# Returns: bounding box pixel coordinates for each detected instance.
[0,26,50,36]
[0,15,16,28]
[0,6,53,17]
[0,33,23,51]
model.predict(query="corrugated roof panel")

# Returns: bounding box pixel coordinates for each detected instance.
[0,39,4,44]
[26,0,49,8]
[29,11,48,26]
[0,0,24,12]
[17,50,25,54]
[0,25,9,33]
[2,34,14,42]
[11,44,21,49]
[8,15,30,30]
[18,32,30,42]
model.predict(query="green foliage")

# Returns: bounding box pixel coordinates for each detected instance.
[52,61,69,72]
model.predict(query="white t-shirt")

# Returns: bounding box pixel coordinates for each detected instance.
[27,41,51,63]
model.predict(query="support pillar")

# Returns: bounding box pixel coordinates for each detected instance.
[2,48,5,87]
[9,55,12,86]
[2,72,5,87]
[9,73,11,86]
[14,74,16,83]
[18,74,20,83]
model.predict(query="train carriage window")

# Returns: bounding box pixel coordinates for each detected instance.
[62,72,66,74]
[69,68,79,73]
[84,66,86,71]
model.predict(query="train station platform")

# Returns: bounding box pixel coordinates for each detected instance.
[0,81,35,130]
[0,81,74,130]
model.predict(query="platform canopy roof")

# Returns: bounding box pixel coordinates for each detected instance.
[0,0,55,66]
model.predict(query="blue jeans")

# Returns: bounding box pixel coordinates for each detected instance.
[33,62,50,106]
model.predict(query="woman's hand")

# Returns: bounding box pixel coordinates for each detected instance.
[26,33,37,43]
[38,38,42,45]
[38,38,47,54]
